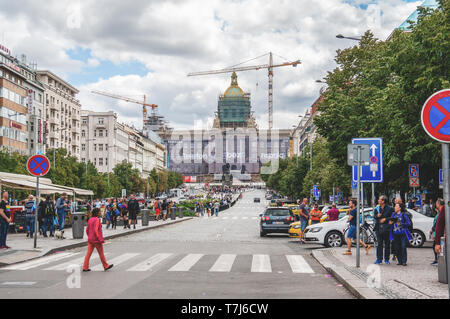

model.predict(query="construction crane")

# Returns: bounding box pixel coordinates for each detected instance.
[188,52,301,130]
[91,90,158,128]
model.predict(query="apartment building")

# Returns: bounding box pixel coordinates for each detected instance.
[0,46,45,155]
[81,110,167,176]
[36,70,81,160]
[291,96,323,157]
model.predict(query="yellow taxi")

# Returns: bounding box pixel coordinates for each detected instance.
[288,207,350,238]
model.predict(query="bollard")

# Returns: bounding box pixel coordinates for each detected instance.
[71,212,85,239]
[170,208,176,220]
[178,207,184,218]
[141,209,149,226]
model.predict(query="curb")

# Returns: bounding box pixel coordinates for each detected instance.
[312,249,385,299]
[0,217,193,268]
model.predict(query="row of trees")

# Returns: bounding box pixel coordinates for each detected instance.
[0,148,184,198]
[263,0,449,200]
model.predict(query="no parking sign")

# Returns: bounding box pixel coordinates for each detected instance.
[421,89,450,143]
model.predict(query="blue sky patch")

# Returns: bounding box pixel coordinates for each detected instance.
[66,46,150,85]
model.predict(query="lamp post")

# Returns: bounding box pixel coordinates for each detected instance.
[52,126,68,169]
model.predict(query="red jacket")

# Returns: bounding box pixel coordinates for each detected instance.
[86,217,104,244]
[434,206,446,245]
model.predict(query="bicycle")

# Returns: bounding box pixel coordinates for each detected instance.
[343,222,377,246]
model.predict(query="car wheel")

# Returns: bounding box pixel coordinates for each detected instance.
[260,230,266,237]
[325,231,344,248]
[408,230,425,248]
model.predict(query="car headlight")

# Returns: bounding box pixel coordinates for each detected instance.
[309,227,322,233]
[292,225,301,229]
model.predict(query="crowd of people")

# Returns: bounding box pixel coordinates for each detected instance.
[295,194,446,267]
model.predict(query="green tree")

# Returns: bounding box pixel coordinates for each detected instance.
[314,1,449,196]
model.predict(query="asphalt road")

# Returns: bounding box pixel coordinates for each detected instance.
[0,190,353,299]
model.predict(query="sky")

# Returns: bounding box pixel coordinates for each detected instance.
[0,0,425,130]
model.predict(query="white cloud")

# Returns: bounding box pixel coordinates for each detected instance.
[0,0,426,130]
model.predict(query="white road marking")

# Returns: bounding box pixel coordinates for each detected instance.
[127,253,173,272]
[242,217,248,220]
[209,254,236,272]
[232,217,238,220]
[43,254,108,271]
[3,252,79,270]
[91,253,140,271]
[168,254,204,272]
[1,282,36,286]
[222,217,229,220]
[251,254,272,273]
[286,255,314,273]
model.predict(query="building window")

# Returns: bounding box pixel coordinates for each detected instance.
[82,158,85,163]
[94,144,97,151]
[106,157,108,166]
[94,130,96,137]
[94,158,96,165]
[99,130,103,137]
[82,118,87,124]
[81,130,85,137]
[105,144,108,151]
[98,118,104,125]
[99,144,103,151]
[81,144,85,151]
[99,158,103,166]
[105,129,108,137]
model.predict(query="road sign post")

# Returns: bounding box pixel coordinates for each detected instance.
[26,155,50,249]
[348,143,370,268]
[421,89,450,298]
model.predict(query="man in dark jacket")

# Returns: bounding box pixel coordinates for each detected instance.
[434,200,446,256]
[373,195,394,264]
[24,195,36,238]
[127,194,140,229]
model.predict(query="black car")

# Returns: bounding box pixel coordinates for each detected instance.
[259,207,295,237]
[254,198,260,203]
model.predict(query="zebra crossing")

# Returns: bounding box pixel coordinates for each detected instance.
[1,252,315,274]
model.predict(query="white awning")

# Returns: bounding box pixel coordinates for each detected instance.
[0,178,68,194]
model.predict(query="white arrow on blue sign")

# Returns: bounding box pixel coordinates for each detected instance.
[439,169,443,185]
[352,138,383,183]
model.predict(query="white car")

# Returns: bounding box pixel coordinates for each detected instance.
[304,208,433,248]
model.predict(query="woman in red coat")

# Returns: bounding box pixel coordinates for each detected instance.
[83,208,113,272]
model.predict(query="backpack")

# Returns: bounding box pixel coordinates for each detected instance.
[405,211,413,232]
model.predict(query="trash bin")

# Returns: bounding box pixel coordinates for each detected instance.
[438,236,448,284]
[141,209,150,226]
[178,207,184,218]
[170,208,176,220]
[71,212,85,239]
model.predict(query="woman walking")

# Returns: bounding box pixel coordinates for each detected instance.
[83,208,113,272]
[390,203,412,266]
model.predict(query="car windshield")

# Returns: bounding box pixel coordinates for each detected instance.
[265,209,291,216]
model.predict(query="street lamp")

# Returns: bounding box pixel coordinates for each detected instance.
[52,126,68,169]
[84,138,96,176]
[336,34,362,41]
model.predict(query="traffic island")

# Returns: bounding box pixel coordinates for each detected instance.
[312,246,449,299]
[0,217,193,267]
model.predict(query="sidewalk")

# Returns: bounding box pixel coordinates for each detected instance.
[312,244,448,299]
[0,217,193,267]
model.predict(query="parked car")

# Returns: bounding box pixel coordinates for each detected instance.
[254,198,260,203]
[259,207,295,237]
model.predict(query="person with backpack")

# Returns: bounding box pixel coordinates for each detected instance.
[127,194,140,228]
[24,195,36,238]
[161,199,168,221]
[389,203,412,266]
[120,198,129,229]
